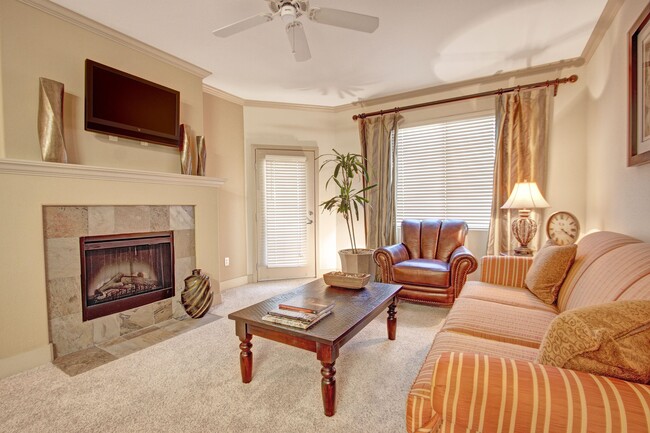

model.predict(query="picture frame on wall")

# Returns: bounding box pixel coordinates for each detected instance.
[629,3,650,166]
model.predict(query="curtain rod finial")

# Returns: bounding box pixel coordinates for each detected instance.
[569,75,578,83]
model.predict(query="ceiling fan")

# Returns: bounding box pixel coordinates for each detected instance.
[212,0,379,62]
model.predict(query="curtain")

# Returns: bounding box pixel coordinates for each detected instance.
[487,87,552,255]
[358,113,404,249]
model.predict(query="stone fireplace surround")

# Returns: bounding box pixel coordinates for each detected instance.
[44,205,197,358]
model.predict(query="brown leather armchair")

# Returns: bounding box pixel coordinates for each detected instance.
[373,219,478,306]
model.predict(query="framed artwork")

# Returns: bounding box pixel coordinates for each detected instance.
[629,4,650,166]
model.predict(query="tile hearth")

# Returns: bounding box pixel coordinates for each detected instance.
[54,313,221,376]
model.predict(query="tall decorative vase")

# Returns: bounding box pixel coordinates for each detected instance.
[179,124,196,175]
[196,135,206,176]
[181,269,213,318]
[37,77,68,163]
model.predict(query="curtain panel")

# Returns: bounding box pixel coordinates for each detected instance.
[358,113,404,249]
[487,88,552,255]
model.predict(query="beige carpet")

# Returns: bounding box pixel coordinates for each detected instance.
[0,279,447,433]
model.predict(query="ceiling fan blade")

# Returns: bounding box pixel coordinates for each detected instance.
[286,21,311,62]
[212,13,274,38]
[309,8,379,33]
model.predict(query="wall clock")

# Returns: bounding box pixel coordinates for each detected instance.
[546,211,580,245]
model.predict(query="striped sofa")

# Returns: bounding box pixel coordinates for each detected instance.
[406,231,650,433]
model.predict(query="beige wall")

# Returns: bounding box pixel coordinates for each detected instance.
[203,93,247,284]
[584,0,650,242]
[0,0,204,173]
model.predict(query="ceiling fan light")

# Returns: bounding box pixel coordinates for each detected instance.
[280,5,296,23]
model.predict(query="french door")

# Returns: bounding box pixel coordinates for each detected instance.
[255,148,316,281]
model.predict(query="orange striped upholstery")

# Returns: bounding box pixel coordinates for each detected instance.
[618,274,650,301]
[562,243,650,311]
[407,332,538,433]
[557,231,641,311]
[430,352,650,433]
[459,281,558,313]
[441,298,557,348]
[480,255,533,288]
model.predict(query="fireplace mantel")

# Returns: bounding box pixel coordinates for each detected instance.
[0,158,226,187]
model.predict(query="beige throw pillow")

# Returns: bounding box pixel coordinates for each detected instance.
[537,300,650,383]
[525,244,577,304]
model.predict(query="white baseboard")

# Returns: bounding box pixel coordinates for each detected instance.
[0,343,53,379]
[219,275,251,292]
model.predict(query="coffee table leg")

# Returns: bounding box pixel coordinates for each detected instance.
[239,334,253,383]
[321,361,337,416]
[387,299,397,340]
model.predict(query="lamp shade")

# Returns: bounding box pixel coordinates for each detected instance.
[501,182,550,209]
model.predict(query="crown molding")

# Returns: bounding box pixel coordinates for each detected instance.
[0,158,226,188]
[18,0,211,79]
[244,99,337,113]
[202,84,245,105]
[581,0,625,63]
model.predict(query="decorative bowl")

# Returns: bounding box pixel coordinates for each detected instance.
[323,271,371,289]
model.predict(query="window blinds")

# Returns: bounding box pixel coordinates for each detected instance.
[259,155,308,268]
[396,115,496,230]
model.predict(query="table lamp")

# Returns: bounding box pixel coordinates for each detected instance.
[501,181,550,255]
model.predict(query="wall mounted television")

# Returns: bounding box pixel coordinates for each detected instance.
[85,59,180,147]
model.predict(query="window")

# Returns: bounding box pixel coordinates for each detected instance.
[395,114,496,232]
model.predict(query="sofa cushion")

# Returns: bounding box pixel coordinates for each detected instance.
[441,298,557,348]
[537,300,650,383]
[524,243,577,304]
[393,259,450,287]
[460,281,558,313]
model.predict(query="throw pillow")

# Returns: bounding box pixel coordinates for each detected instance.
[525,243,577,304]
[537,300,650,383]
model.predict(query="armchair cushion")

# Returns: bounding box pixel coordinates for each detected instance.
[537,300,650,383]
[393,259,450,287]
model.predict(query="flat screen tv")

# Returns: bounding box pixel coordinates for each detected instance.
[85,59,180,147]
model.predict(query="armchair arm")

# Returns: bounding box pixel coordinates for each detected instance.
[449,246,478,297]
[480,255,534,288]
[373,243,409,283]
[428,352,650,433]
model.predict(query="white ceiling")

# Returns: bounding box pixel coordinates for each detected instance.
[49,0,608,107]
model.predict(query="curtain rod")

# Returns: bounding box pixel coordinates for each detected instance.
[352,74,578,121]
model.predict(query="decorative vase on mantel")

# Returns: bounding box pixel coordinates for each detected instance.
[196,135,206,176]
[181,269,213,318]
[37,77,68,163]
[179,124,196,175]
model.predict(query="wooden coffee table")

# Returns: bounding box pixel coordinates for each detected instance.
[228,278,402,416]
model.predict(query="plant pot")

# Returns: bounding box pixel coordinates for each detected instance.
[338,249,375,278]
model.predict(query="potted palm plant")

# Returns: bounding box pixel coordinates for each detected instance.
[319,149,376,275]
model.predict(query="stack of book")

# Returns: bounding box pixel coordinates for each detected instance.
[262,298,334,330]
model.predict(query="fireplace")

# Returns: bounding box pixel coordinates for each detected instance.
[80,231,175,321]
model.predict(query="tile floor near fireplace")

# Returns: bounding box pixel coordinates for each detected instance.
[53,313,221,376]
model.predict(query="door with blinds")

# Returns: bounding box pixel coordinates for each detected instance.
[255,148,316,281]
